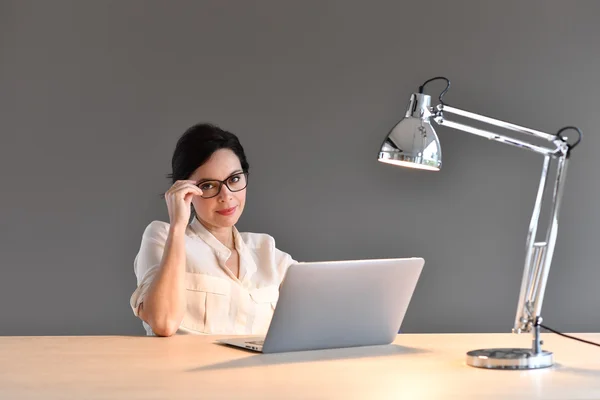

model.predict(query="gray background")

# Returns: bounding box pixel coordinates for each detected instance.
[1,0,598,336]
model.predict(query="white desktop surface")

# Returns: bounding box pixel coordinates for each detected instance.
[1,333,599,399]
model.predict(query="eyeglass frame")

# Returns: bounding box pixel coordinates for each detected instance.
[195,171,249,199]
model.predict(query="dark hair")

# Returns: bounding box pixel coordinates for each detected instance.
[168,123,250,183]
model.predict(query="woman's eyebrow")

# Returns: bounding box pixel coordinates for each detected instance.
[197,170,243,183]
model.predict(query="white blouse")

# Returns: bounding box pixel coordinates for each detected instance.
[130,218,296,336]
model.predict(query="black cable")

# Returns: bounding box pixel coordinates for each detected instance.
[555,126,583,156]
[539,323,600,348]
[418,76,451,106]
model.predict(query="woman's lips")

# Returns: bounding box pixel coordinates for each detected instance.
[216,206,237,216]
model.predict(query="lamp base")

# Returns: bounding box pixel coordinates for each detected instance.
[466,348,553,370]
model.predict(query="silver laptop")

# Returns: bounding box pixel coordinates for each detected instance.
[217,257,424,353]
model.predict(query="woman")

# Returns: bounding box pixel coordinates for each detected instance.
[130,123,296,336]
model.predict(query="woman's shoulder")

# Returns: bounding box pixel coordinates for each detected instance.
[240,231,296,267]
[142,220,199,242]
[141,220,171,243]
[239,231,276,249]
[143,220,169,234]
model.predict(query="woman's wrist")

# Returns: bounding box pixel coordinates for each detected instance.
[169,222,188,235]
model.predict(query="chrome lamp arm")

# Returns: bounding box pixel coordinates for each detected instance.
[432,104,570,336]
[377,77,582,369]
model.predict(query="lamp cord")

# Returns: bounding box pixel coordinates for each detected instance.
[555,126,582,156]
[418,76,451,106]
[539,323,600,348]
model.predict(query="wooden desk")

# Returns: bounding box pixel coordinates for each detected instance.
[1,333,599,399]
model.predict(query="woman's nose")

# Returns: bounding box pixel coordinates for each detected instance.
[217,184,233,201]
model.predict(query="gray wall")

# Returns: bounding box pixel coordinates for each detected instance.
[1,0,599,336]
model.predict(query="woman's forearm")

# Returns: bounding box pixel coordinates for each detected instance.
[139,225,187,336]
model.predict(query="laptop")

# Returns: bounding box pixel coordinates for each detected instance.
[217,257,424,353]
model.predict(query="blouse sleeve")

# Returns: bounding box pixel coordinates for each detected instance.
[273,244,297,283]
[129,221,169,317]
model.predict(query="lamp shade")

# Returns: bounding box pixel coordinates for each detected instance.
[377,93,442,171]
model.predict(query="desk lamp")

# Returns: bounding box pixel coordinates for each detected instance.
[378,76,582,370]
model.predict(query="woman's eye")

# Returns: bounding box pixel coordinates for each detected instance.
[200,183,214,191]
[229,176,240,183]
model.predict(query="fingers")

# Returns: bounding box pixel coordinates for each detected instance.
[166,180,203,198]
[167,180,197,191]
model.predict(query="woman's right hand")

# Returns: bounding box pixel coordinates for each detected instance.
[165,180,204,230]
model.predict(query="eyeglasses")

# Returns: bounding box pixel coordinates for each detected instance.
[196,172,248,199]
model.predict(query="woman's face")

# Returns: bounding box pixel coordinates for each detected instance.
[189,149,247,230]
